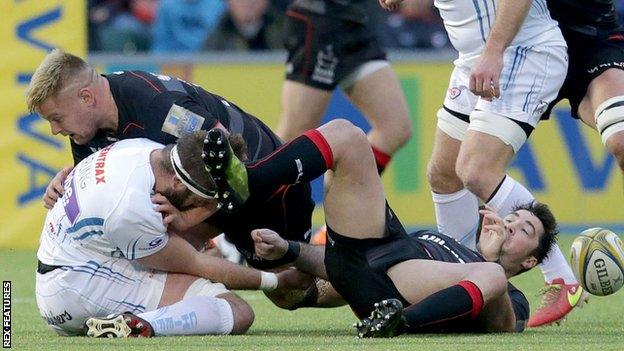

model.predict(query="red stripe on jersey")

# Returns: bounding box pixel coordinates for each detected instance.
[122,122,145,135]
[128,71,162,93]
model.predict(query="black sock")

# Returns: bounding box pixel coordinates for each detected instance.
[246,130,333,199]
[403,281,484,333]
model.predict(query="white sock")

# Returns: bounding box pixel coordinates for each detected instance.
[432,189,479,249]
[138,296,234,336]
[485,175,534,215]
[486,175,578,285]
[540,244,578,284]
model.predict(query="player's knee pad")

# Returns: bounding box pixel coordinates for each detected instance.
[183,278,229,299]
[468,110,530,153]
[437,107,469,141]
[595,96,624,145]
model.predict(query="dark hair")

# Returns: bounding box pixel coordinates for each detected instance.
[513,201,559,264]
[161,130,248,195]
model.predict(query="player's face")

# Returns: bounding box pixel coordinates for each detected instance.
[38,92,98,145]
[499,210,545,270]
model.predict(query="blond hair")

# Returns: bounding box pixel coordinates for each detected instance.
[26,49,95,113]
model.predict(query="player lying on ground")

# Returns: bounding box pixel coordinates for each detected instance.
[26,49,337,310]
[35,137,309,337]
[196,119,558,335]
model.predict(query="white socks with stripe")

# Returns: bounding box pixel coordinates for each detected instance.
[138,296,234,336]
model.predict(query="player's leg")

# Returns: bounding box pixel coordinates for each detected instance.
[344,64,412,172]
[427,119,480,248]
[360,259,509,336]
[275,81,332,142]
[578,68,624,171]
[426,67,482,248]
[85,270,253,337]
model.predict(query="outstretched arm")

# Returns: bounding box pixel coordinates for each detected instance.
[137,233,311,291]
[470,0,533,100]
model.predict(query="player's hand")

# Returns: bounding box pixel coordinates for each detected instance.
[252,229,288,261]
[478,206,506,261]
[276,267,313,290]
[151,193,211,232]
[379,0,402,11]
[469,51,503,101]
[43,166,73,209]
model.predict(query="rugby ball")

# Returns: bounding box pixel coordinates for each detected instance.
[570,228,624,296]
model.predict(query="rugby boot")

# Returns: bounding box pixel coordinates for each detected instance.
[85,312,154,338]
[202,128,250,213]
[355,299,406,338]
[527,278,589,327]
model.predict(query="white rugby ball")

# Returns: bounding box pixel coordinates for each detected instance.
[570,227,624,296]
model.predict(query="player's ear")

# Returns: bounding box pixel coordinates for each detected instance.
[521,256,538,271]
[78,88,94,106]
[171,175,185,191]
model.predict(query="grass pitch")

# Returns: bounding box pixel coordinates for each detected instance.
[2,235,623,350]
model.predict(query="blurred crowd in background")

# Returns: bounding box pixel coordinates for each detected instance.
[88,0,624,54]
[88,0,452,53]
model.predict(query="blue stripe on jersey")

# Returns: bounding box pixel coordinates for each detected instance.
[504,46,522,90]
[523,75,539,113]
[471,0,487,42]
[61,267,131,285]
[480,0,492,30]
[74,230,104,240]
[85,261,137,282]
[66,217,104,233]
[107,298,146,312]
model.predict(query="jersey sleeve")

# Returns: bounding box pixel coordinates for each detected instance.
[105,188,169,260]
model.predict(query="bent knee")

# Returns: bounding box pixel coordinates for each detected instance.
[427,157,462,193]
[221,294,254,335]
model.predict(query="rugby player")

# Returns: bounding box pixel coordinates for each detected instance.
[26,50,331,310]
[277,0,412,174]
[195,119,557,335]
[34,135,312,337]
[460,0,624,327]
[380,0,583,326]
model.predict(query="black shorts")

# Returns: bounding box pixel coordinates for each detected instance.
[324,204,429,318]
[543,30,624,119]
[283,9,387,91]
[211,182,315,269]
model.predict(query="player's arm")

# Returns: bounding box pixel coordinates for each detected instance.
[470,0,532,99]
[252,229,327,279]
[137,233,309,291]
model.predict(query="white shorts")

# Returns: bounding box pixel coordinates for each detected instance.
[35,259,229,336]
[439,45,567,152]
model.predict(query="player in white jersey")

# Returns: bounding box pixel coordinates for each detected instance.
[379,0,582,324]
[35,138,307,337]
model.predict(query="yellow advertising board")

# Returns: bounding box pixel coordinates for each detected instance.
[0,1,85,248]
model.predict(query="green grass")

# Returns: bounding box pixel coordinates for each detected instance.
[2,235,624,350]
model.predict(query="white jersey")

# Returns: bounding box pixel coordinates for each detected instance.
[435,0,567,68]
[37,139,168,267]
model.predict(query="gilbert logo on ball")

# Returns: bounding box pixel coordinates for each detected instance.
[570,228,624,296]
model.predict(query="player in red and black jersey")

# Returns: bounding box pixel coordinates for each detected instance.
[197,119,557,335]
[27,50,315,280]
